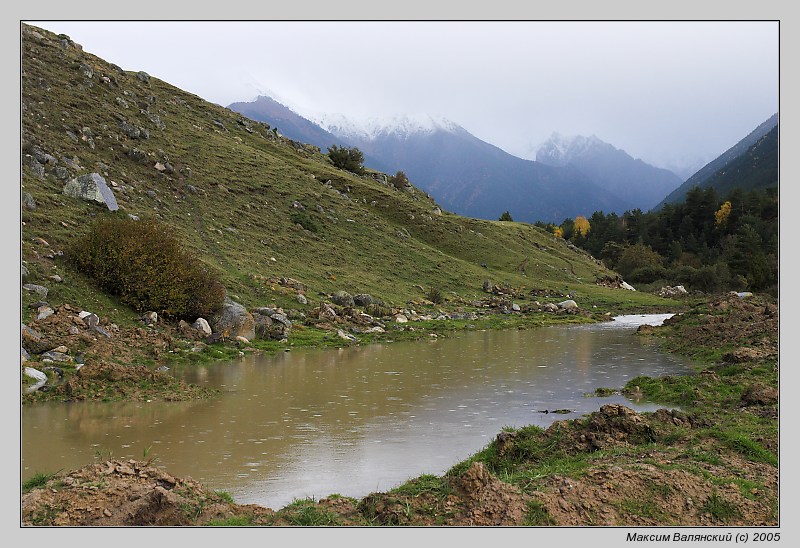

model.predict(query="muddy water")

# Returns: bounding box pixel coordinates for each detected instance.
[21,314,694,510]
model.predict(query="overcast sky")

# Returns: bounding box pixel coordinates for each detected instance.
[30,20,778,173]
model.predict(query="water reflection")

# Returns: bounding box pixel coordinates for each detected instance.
[22,314,693,509]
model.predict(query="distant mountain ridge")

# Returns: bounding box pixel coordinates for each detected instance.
[226,95,351,152]
[228,96,638,223]
[535,133,684,212]
[656,113,779,208]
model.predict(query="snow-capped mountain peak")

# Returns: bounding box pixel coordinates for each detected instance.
[309,111,462,141]
[535,133,608,166]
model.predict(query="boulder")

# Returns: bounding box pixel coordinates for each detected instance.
[192,318,212,336]
[23,284,48,299]
[211,298,255,340]
[353,293,374,307]
[63,173,119,211]
[331,291,355,307]
[21,323,52,354]
[557,299,578,310]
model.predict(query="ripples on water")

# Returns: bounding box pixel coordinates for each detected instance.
[22,314,693,509]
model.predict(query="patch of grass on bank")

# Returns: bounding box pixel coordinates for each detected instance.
[278,498,342,526]
[22,472,57,493]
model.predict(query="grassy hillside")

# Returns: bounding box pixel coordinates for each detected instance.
[20,23,670,331]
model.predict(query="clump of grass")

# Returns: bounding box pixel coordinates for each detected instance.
[524,500,556,525]
[215,490,235,504]
[282,498,340,526]
[425,287,444,304]
[206,515,254,526]
[22,472,55,493]
[700,491,741,521]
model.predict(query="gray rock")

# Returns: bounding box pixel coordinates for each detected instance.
[271,314,292,328]
[21,191,37,210]
[511,303,521,312]
[23,284,48,299]
[337,329,357,342]
[80,312,99,328]
[353,293,374,307]
[332,291,355,307]
[193,317,212,336]
[63,173,119,211]
[21,323,51,354]
[21,264,29,282]
[92,325,112,338]
[41,350,72,362]
[36,306,54,321]
[22,155,45,179]
[558,299,578,310]
[212,298,256,340]
[296,294,308,305]
[21,347,30,363]
[143,311,158,325]
[136,71,150,83]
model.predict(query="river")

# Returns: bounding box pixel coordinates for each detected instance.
[21,313,695,510]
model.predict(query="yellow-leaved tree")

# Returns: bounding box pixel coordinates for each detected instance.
[574,215,591,236]
[715,200,732,226]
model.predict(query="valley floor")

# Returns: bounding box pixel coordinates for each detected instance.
[20,292,779,527]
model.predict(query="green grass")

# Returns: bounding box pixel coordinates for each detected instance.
[280,498,341,526]
[206,516,254,526]
[700,491,741,521]
[22,471,56,493]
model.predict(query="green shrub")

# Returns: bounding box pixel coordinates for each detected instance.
[327,144,365,175]
[67,214,225,320]
[628,265,668,284]
[426,287,444,304]
[388,170,410,189]
[290,211,321,233]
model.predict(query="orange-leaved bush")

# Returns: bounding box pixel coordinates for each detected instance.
[67,215,225,320]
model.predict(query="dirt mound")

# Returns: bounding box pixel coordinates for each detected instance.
[21,459,270,526]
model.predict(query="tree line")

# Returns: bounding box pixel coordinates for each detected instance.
[534,185,778,294]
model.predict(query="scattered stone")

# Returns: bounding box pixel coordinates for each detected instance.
[337,329,357,342]
[41,350,72,362]
[658,285,688,298]
[49,274,63,283]
[394,314,408,323]
[235,336,250,344]
[143,311,158,325]
[296,294,308,305]
[21,191,37,210]
[36,306,54,321]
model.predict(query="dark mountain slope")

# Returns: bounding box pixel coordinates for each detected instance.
[656,113,778,208]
